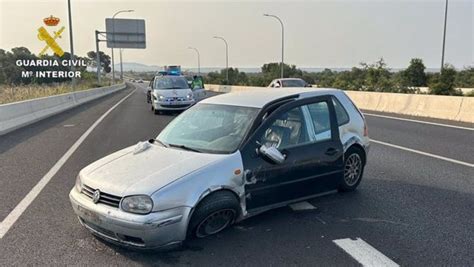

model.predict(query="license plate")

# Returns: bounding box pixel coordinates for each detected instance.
[78,205,101,224]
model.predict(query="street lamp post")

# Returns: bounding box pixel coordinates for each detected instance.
[120,49,123,80]
[188,47,201,75]
[441,0,449,72]
[213,36,229,84]
[111,9,134,83]
[264,13,284,79]
[67,0,76,91]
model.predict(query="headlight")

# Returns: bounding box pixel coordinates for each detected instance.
[186,93,193,100]
[75,174,82,192]
[153,94,165,101]
[121,195,153,214]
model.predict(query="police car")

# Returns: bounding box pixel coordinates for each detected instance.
[147,66,205,114]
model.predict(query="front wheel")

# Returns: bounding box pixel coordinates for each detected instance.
[339,147,365,192]
[188,191,240,238]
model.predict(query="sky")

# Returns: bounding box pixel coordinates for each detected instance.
[0,0,472,69]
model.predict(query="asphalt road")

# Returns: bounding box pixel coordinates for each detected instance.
[0,83,473,266]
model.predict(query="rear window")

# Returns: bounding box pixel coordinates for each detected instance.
[281,79,306,87]
[332,96,350,126]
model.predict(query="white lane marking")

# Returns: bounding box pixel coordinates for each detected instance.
[364,113,474,131]
[0,89,136,239]
[315,216,327,225]
[289,201,316,211]
[333,238,399,267]
[371,139,474,168]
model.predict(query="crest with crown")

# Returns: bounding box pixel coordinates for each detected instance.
[43,15,60,27]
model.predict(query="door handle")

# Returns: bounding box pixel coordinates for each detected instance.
[325,148,339,156]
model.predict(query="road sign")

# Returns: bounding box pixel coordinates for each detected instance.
[105,18,146,49]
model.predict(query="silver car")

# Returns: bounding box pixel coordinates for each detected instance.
[69,87,369,250]
[268,78,312,88]
[146,75,205,114]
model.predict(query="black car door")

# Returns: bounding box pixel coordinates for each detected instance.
[241,96,344,211]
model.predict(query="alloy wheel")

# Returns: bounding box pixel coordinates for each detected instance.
[344,153,362,186]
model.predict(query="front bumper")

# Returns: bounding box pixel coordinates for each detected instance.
[69,188,191,250]
[153,99,195,110]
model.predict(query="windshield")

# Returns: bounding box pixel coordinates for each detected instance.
[157,103,260,153]
[154,76,189,90]
[281,79,306,87]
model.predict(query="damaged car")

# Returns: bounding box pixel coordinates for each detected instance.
[69,87,370,249]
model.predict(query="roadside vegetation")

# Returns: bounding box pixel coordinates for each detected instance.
[0,47,113,104]
[204,58,474,96]
[0,77,112,105]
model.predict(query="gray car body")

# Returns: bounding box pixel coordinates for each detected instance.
[69,87,369,249]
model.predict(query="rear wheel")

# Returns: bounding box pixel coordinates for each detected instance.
[188,191,240,238]
[339,147,365,192]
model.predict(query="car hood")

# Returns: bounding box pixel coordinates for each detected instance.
[80,143,226,196]
[154,88,191,97]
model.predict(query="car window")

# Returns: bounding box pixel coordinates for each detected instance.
[281,79,306,87]
[259,106,310,149]
[306,101,332,142]
[332,96,350,125]
[154,76,189,90]
[158,104,259,153]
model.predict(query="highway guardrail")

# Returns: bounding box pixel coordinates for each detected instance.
[0,83,126,136]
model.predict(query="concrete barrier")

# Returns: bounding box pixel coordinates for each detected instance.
[0,83,126,136]
[455,97,474,123]
[205,84,474,123]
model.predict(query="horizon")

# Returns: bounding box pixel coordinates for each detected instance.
[114,61,470,73]
[1,0,472,70]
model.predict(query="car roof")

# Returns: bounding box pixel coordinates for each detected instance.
[154,75,185,78]
[201,87,342,108]
[276,78,305,81]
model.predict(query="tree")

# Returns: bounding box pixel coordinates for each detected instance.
[401,58,427,87]
[87,51,111,73]
[360,58,394,92]
[455,67,474,88]
[260,62,304,85]
[205,68,249,85]
[429,64,461,95]
[311,68,336,87]
[0,49,8,84]
[0,47,33,85]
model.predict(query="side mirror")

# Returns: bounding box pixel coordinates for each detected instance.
[259,144,286,164]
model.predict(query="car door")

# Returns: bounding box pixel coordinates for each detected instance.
[241,96,344,211]
[191,77,206,101]
[268,80,276,88]
[192,87,206,101]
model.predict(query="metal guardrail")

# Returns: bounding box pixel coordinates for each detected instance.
[0,83,126,136]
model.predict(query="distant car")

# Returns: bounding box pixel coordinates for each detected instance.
[138,79,144,83]
[268,78,312,88]
[146,75,205,114]
[70,87,369,250]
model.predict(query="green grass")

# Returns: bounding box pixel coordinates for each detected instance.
[0,79,113,105]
